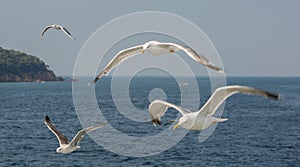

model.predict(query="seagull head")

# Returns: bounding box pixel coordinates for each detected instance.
[142,41,159,54]
[53,24,60,28]
[56,147,63,154]
[173,116,189,130]
[142,42,150,54]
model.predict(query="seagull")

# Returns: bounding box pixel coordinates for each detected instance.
[149,85,280,130]
[92,41,225,83]
[179,82,189,87]
[44,115,107,154]
[41,24,75,40]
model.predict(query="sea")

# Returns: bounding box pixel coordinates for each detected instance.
[0,77,299,166]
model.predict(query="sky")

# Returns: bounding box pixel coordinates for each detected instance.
[0,0,299,76]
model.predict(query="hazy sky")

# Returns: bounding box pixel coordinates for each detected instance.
[0,0,299,76]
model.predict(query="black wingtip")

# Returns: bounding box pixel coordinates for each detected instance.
[93,71,107,84]
[266,92,281,100]
[152,118,161,126]
[45,115,51,124]
[206,63,226,74]
[93,77,99,83]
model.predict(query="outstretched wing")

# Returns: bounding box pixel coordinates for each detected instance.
[198,85,280,117]
[149,100,191,126]
[162,42,226,73]
[60,26,76,40]
[69,122,107,147]
[44,116,69,146]
[93,45,143,83]
[41,25,53,36]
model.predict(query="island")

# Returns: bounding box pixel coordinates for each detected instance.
[0,46,64,82]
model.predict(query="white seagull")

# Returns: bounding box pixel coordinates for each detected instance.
[179,82,189,87]
[92,41,225,83]
[44,116,107,154]
[41,24,75,40]
[149,85,280,130]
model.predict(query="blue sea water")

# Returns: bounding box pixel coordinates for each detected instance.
[0,77,299,166]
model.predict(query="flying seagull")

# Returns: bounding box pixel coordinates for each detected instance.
[149,85,280,130]
[92,41,225,83]
[44,115,107,154]
[179,82,189,87]
[41,24,75,40]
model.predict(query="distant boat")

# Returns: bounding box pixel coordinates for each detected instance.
[69,78,78,82]
[36,80,45,83]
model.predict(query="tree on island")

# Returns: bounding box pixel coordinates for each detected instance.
[0,47,63,82]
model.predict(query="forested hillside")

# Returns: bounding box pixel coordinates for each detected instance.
[0,47,63,82]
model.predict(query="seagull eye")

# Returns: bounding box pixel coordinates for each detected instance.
[182,120,188,124]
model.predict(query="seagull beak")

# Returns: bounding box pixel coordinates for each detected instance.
[173,123,180,130]
[141,49,145,54]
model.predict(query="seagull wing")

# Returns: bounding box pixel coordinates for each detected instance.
[161,42,226,73]
[41,25,53,36]
[197,85,280,117]
[93,45,143,83]
[149,100,191,126]
[44,116,69,146]
[60,26,76,40]
[69,122,107,147]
